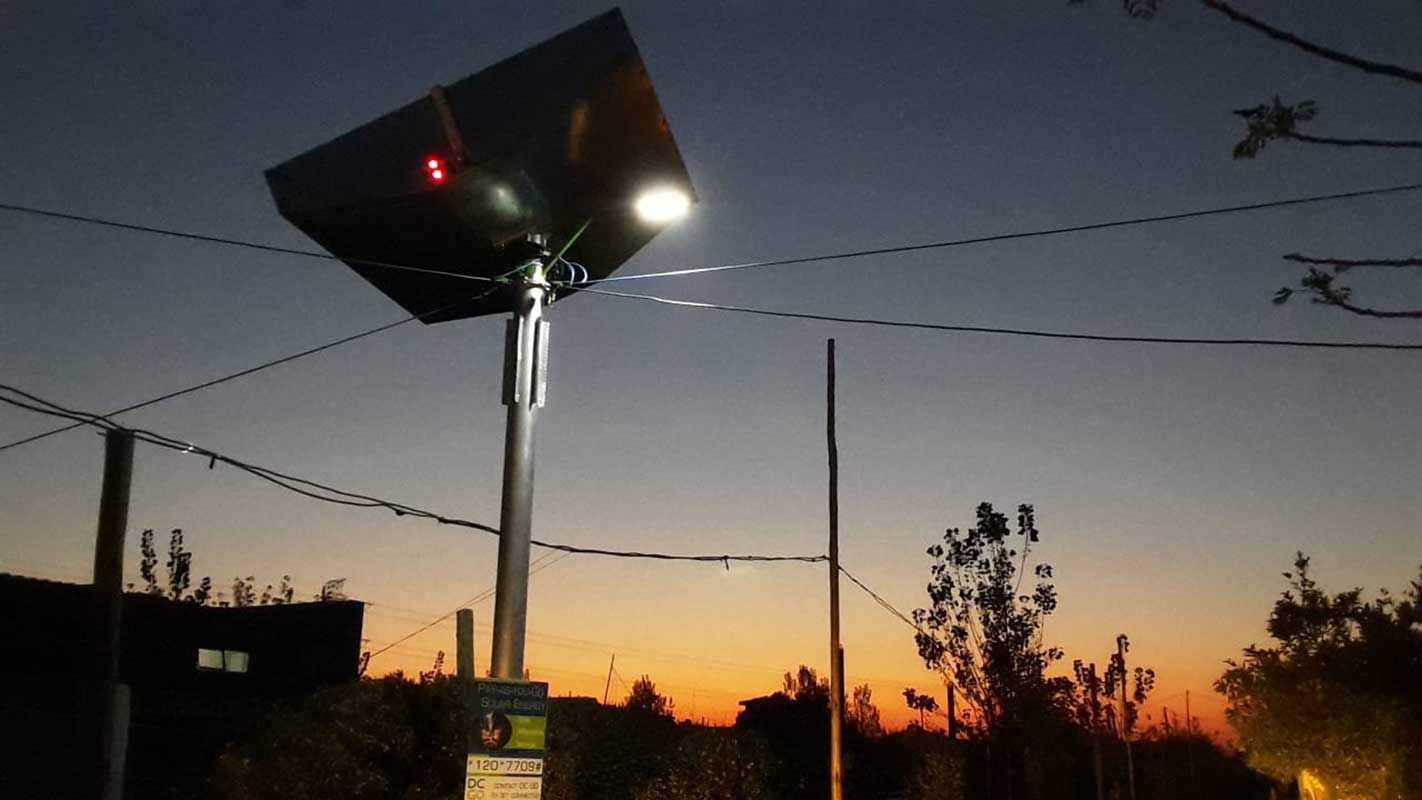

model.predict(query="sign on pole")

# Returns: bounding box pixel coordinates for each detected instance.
[466,679,548,800]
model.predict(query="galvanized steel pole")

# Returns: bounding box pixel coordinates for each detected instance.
[490,261,549,680]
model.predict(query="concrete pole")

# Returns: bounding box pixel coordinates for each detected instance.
[91,428,133,800]
[456,608,475,680]
[490,262,549,680]
[826,339,844,800]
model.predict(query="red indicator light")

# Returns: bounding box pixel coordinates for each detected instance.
[431,169,444,181]
[427,159,440,170]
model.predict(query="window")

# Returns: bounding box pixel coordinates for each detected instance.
[196,648,250,673]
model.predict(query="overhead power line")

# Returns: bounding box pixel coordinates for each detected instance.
[837,565,924,636]
[575,285,1422,351]
[0,287,504,455]
[367,551,569,662]
[0,384,827,566]
[575,181,1422,284]
[7,181,1415,454]
[0,201,491,284]
[7,184,1420,295]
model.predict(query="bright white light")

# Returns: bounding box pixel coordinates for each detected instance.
[634,187,691,223]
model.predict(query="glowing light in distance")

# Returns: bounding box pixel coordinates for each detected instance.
[431,169,444,181]
[427,159,440,169]
[634,187,691,223]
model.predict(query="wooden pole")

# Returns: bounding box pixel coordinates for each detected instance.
[1185,690,1199,795]
[827,339,844,800]
[1089,663,1105,800]
[603,654,616,705]
[946,681,957,739]
[1118,638,1137,800]
[91,429,133,800]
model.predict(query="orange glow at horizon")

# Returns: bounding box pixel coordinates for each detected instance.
[361,605,1235,740]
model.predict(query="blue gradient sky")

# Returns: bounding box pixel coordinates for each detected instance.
[3,1,1421,730]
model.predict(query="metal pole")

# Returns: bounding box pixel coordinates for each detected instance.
[490,263,549,680]
[826,339,844,800]
[92,428,133,800]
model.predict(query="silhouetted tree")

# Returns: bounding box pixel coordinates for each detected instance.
[258,576,295,606]
[782,665,829,704]
[1077,0,1422,319]
[1216,553,1422,798]
[735,665,833,797]
[1103,634,1156,741]
[231,575,258,607]
[418,651,445,684]
[626,674,675,718]
[912,503,1071,735]
[848,684,884,737]
[133,529,312,607]
[138,529,159,593]
[134,528,212,603]
[902,688,940,729]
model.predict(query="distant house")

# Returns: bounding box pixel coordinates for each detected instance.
[0,572,365,799]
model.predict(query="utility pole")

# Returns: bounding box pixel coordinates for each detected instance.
[456,608,474,680]
[1117,638,1137,800]
[837,645,846,720]
[91,428,133,800]
[490,254,550,680]
[603,654,616,705]
[946,681,956,739]
[1185,690,1199,795]
[826,339,844,800]
[1088,663,1105,800]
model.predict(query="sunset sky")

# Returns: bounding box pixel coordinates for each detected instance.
[4,2,1421,737]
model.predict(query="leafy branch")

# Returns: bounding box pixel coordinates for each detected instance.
[1274,268,1422,320]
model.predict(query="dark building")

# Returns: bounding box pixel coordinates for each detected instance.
[0,573,365,799]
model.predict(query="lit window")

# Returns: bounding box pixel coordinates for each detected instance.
[197,648,250,673]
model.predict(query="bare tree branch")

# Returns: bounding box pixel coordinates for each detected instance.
[1283,132,1422,150]
[1322,301,1422,320]
[1284,253,1422,272]
[1203,1,1422,86]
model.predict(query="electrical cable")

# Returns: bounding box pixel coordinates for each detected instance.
[573,285,1422,351]
[574,181,1422,284]
[0,385,829,565]
[837,565,924,636]
[4,183,1418,454]
[0,220,596,456]
[839,564,971,725]
[0,201,494,284]
[366,551,570,662]
[0,286,506,454]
